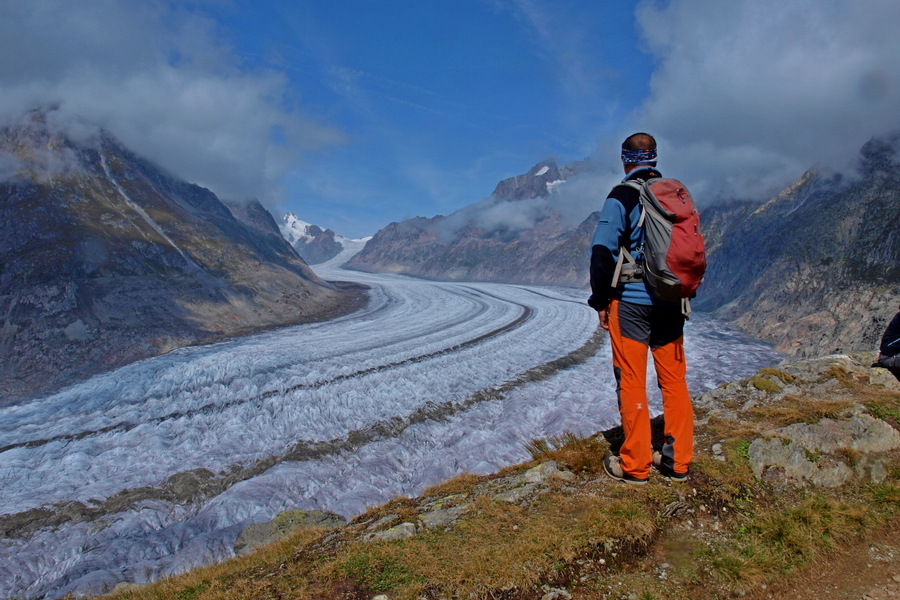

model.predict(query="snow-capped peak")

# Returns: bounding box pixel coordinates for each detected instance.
[280,213,318,245]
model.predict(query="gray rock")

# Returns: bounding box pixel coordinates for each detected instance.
[870,368,900,391]
[366,514,400,531]
[748,412,900,487]
[234,509,346,556]
[419,505,469,529]
[541,588,572,600]
[522,461,575,484]
[493,484,538,503]
[779,414,900,454]
[365,522,417,542]
[871,460,889,484]
[422,493,468,511]
[749,438,854,487]
[63,319,93,343]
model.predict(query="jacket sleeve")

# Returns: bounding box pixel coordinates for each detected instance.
[587,195,628,310]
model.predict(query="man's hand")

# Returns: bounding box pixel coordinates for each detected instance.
[598,309,609,331]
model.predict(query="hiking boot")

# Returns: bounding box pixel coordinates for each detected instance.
[603,455,648,485]
[652,451,688,482]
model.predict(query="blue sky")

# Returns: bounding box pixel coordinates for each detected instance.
[213,1,654,236]
[2,1,900,238]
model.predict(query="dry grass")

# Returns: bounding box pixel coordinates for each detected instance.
[745,396,855,427]
[103,526,326,600]
[702,415,760,441]
[697,496,873,595]
[757,367,795,384]
[526,431,609,474]
[324,489,661,599]
[419,473,484,499]
[836,446,862,467]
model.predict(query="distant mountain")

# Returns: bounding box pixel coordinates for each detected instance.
[695,135,900,357]
[279,213,373,266]
[0,110,365,403]
[344,137,900,359]
[279,213,348,265]
[345,158,601,286]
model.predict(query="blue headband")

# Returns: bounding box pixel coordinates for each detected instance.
[621,148,657,165]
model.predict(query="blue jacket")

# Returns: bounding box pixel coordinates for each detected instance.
[587,166,676,310]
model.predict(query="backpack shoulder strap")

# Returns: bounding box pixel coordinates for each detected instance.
[613,179,647,227]
[609,179,647,290]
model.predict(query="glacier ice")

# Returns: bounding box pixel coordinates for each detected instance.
[0,264,783,599]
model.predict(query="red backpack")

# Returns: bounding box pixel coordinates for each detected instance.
[611,177,706,316]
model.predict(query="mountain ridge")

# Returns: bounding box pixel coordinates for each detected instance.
[343,138,900,358]
[696,136,900,356]
[345,157,601,286]
[0,110,365,403]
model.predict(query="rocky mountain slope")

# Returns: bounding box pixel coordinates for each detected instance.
[0,111,365,403]
[346,136,900,358]
[696,135,900,357]
[345,159,601,287]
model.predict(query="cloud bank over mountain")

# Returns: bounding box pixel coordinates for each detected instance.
[627,0,900,202]
[0,0,343,205]
[1,0,898,228]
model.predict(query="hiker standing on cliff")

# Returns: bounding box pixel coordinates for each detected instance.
[875,308,900,381]
[588,132,705,484]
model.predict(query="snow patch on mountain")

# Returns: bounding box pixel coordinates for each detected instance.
[279,213,370,266]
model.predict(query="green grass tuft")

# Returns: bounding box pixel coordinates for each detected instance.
[749,376,781,393]
[175,581,210,600]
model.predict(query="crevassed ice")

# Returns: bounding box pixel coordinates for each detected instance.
[0,264,782,600]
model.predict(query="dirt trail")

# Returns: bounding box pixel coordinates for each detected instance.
[745,518,900,600]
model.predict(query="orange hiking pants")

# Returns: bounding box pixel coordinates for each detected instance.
[607,299,694,479]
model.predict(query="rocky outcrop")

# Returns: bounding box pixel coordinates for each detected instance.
[243,460,577,552]
[234,510,346,556]
[0,111,365,403]
[696,351,900,489]
[296,226,343,264]
[696,135,900,357]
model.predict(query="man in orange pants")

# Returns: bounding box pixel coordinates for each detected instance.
[587,133,693,484]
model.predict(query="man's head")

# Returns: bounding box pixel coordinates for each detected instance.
[621,132,657,173]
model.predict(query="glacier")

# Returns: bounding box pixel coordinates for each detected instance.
[0,254,783,599]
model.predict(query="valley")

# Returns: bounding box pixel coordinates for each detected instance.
[0,253,782,599]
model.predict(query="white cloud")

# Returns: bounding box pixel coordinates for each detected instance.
[436,165,622,240]
[629,0,900,202]
[0,0,343,205]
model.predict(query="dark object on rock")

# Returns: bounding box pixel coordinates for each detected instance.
[874,308,900,381]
